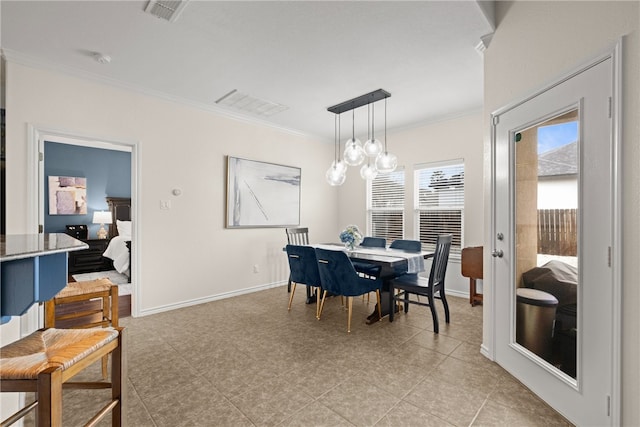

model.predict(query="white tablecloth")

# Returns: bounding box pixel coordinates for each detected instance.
[313,244,425,274]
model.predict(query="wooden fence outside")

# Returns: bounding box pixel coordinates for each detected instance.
[537,209,577,256]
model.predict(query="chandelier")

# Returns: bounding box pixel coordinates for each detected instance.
[326,89,397,185]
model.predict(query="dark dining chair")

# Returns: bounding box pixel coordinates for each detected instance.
[352,236,387,278]
[389,234,452,333]
[389,239,422,252]
[285,228,310,293]
[285,245,322,318]
[361,237,386,248]
[315,248,383,332]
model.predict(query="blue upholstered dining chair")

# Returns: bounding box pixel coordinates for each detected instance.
[361,237,386,248]
[315,248,383,332]
[286,245,322,318]
[389,239,422,252]
[389,234,452,333]
[352,236,387,278]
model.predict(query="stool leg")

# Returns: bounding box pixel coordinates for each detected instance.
[37,367,62,427]
[111,286,119,328]
[44,300,56,329]
[111,329,125,427]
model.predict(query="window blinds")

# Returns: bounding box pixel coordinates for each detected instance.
[367,169,405,242]
[415,161,464,254]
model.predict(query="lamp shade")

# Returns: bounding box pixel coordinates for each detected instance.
[92,211,113,225]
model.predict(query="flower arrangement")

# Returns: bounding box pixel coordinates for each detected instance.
[339,224,363,250]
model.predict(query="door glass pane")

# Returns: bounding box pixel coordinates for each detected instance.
[514,109,578,379]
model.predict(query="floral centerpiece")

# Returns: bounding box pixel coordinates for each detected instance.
[339,224,363,251]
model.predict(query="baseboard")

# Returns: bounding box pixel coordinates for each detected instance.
[138,280,286,317]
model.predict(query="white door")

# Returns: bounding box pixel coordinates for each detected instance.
[492,54,619,426]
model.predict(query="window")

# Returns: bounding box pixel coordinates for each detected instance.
[367,168,405,242]
[415,160,464,256]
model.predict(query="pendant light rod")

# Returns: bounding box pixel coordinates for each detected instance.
[333,114,339,163]
[352,109,355,140]
[327,88,391,114]
[384,97,388,152]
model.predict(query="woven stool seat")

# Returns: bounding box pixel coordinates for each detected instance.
[0,328,118,380]
[0,327,124,426]
[54,278,113,299]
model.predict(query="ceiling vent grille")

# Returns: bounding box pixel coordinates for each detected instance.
[144,0,189,23]
[215,90,289,118]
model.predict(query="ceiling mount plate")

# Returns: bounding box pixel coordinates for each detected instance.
[327,89,391,114]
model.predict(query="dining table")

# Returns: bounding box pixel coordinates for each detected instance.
[294,243,434,304]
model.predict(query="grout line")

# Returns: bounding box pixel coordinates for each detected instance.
[468,397,490,426]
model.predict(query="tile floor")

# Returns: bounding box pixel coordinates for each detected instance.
[28,286,573,426]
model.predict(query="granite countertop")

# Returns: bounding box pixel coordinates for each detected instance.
[1,233,88,262]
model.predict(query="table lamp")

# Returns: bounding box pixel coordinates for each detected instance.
[92,211,112,239]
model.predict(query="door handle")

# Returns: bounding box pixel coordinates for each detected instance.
[491,249,504,258]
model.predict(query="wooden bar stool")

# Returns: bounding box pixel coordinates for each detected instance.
[44,278,119,379]
[0,327,124,427]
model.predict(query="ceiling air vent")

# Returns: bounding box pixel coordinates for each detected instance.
[144,0,189,23]
[215,90,289,118]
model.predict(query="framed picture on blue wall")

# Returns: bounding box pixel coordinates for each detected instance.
[48,176,87,215]
[226,156,301,228]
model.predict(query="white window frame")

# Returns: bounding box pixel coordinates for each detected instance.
[414,159,464,258]
[366,168,405,242]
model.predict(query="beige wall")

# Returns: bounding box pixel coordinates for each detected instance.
[337,112,485,296]
[2,61,338,316]
[483,1,639,424]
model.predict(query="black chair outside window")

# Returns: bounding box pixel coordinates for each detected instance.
[285,245,322,318]
[315,248,383,332]
[389,234,452,333]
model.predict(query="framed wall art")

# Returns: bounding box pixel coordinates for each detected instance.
[48,176,87,215]
[226,156,300,228]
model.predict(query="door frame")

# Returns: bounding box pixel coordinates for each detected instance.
[26,124,142,319]
[486,41,622,423]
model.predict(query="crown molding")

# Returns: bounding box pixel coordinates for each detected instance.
[1,48,323,142]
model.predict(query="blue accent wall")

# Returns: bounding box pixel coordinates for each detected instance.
[44,141,131,237]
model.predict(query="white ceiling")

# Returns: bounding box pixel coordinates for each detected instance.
[1,1,494,142]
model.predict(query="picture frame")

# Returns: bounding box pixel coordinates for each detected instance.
[226,156,301,228]
[48,176,87,215]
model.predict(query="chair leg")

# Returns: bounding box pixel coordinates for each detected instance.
[317,290,328,320]
[111,329,124,427]
[288,283,297,310]
[44,300,56,329]
[346,296,353,333]
[428,293,439,334]
[287,274,291,293]
[404,292,410,313]
[37,367,63,427]
[389,286,395,322]
[440,290,450,324]
[375,290,381,320]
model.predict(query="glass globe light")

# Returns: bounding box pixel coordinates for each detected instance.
[344,138,365,166]
[331,159,347,175]
[360,163,378,180]
[375,151,398,173]
[363,138,383,158]
[326,164,346,186]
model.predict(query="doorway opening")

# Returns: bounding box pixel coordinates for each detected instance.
[29,126,139,321]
